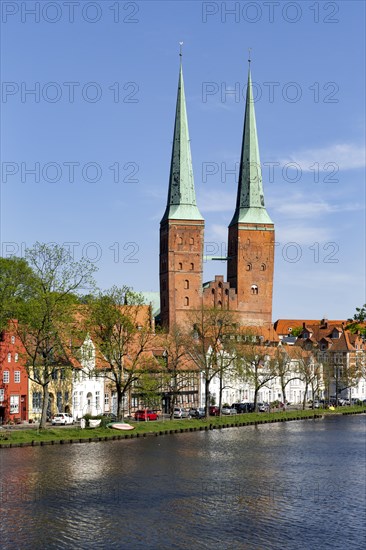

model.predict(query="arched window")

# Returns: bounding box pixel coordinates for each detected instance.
[246,263,252,271]
[218,300,222,307]
[184,280,189,290]
[190,263,194,270]
[260,263,266,271]
[212,288,215,294]
[218,282,222,289]
[184,296,189,306]
[178,237,183,245]
[251,285,258,295]
[178,262,183,270]
[225,289,229,296]
[189,237,194,245]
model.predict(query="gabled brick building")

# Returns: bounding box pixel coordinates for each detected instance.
[294,320,366,401]
[0,321,28,423]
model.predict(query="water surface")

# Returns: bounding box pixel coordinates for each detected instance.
[0,415,365,549]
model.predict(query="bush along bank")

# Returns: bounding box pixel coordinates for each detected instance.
[1,406,365,449]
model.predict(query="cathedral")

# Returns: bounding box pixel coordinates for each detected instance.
[159,58,275,329]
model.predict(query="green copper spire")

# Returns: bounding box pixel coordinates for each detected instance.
[230,66,273,226]
[161,58,203,223]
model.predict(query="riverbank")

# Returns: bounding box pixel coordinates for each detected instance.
[1,406,365,448]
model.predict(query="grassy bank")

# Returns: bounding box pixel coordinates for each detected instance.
[1,406,365,448]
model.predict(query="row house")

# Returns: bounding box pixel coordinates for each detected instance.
[72,335,106,420]
[28,365,73,422]
[295,321,366,401]
[206,342,321,407]
[0,321,28,423]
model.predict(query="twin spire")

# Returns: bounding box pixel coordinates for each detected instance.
[161,53,272,226]
[161,58,203,222]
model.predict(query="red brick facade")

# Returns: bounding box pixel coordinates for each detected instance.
[0,322,28,424]
[160,219,204,327]
[226,223,275,324]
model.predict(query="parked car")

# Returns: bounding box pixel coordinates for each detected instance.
[52,413,74,425]
[189,407,205,418]
[209,406,220,416]
[134,410,159,421]
[173,407,190,419]
[221,407,237,415]
[257,402,269,412]
[232,402,255,414]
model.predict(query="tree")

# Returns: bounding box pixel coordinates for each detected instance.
[87,286,154,421]
[274,346,300,405]
[236,335,277,410]
[292,347,321,409]
[14,243,96,428]
[0,257,35,330]
[157,324,197,419]
[347,305,366,336]
[188,307,238,417]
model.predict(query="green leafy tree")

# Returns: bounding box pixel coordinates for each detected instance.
[0,257,35,330]
[290,326,303,337]
[347,305,366,335]
[14,243,96,428]
[87,286,154,421]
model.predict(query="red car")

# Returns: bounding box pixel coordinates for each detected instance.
[134,410,159,421]
[209,406,220,416]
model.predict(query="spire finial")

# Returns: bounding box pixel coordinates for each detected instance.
[179,41,184,58]
[248,47,252,65]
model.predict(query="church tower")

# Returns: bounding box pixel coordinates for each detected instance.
[227,66,275,325]
[159,57,204,329]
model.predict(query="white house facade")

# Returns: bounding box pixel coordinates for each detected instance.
[72,335,105,420]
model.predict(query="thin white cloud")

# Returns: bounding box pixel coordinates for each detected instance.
[280,143,365,171]
[271,197,364,219]
[275,224,333,246]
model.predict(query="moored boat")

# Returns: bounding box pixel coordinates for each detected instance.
[108,422,135,431]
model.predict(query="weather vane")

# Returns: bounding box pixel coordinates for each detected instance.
[179,41,183,57]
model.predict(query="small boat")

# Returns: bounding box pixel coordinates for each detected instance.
[108,422,135,431]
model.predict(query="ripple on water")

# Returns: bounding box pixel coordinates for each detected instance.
[0,415,365,549]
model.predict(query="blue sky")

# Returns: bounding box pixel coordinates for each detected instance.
[1,0,365,321]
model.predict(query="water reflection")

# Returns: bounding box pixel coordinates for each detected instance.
[0,415,365,549]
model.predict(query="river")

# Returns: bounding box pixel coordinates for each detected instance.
[0,414,365,549]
